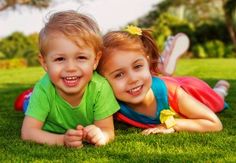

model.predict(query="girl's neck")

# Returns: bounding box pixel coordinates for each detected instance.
[127,89,157,117]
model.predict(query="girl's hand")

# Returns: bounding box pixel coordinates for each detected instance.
[141,124,175,135]
[64,126,84,148]
[83,125,106,146]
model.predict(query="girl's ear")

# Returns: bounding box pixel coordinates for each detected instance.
[38,54,48,72]
[93,51,102,70]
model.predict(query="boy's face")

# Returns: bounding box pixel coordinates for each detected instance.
[39,34,100,103]
[101,50,152,106]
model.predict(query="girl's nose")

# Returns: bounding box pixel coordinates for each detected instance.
[127,71,138,84]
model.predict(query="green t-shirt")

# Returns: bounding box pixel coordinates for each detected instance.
[25,71,120,134]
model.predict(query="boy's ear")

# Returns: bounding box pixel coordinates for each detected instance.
[93,51,102,70]
[38,54,48,72]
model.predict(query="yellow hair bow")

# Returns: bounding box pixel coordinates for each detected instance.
[124,25,142,36]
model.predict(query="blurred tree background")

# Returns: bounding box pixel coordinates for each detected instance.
[0,0,235,68]
[136,0,236,58]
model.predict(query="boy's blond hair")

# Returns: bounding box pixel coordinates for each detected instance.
[39,10,102,55]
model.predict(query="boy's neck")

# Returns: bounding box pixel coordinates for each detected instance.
[57,89,85,107]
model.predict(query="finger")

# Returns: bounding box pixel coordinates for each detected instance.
[76,125,84,130]
[152,128,161,134]
[85,129,98,143]
[67,129,83,137]
[142,128,153,135]
[69,136,83,142]
[90,133,100,144]
[66,141,83,148]
[94,136,106,146]
[163,128,175,134]
[84,125,95,133]
[141,129,148,135]
[84,126,99,138]
[64,136,83,144]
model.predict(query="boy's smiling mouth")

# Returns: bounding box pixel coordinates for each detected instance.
[62,76,80,87]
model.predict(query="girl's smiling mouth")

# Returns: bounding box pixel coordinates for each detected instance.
[127,85,143,96]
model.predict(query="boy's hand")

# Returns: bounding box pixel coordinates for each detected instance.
[64,125,84,148]
[141,124,175,135]
[83,125,106,146]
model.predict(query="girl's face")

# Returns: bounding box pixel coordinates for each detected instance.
[101,50,152,105]
[39,35,100,103]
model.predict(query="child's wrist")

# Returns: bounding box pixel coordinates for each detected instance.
[160,110,176,129]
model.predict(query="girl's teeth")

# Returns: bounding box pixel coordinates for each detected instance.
[130,86,141,93]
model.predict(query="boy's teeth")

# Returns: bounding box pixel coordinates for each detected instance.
[65,76,78,80]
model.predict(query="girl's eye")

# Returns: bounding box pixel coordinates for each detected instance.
[114,72,124,79]
[54,57,64,62]
[134,64,143,69]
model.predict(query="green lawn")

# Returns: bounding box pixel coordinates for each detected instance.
[0,59,236,162]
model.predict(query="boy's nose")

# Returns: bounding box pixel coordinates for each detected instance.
[66,60,78,71]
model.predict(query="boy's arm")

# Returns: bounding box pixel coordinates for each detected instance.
[21,116,83,147]
[173,87,223,132]
[94,115,115,143]
[21,116,65,145]
[83,115,115,146]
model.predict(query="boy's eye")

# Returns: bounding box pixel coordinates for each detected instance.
[77,56,88,60]
[54,57,64,62]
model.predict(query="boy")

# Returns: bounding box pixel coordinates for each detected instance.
[21,10,119,148]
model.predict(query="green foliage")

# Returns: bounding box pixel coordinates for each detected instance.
[205,40,225,58]
[137,0,172,28]
[192,40,235,58]
[151,13,194,50]
[0,58,27,69]
[0,51,5,59]
[194,21,231,44]
[192,44,207,58]
[0,32,40,66]
[0,59,236,162]
[137,0,236,58]
[0,32,29,58]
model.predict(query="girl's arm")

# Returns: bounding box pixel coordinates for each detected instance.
[21,116,83,147]
[174,87,223,132]
[83,116,115,146]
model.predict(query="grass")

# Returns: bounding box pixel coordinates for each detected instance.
[0,58,236,162]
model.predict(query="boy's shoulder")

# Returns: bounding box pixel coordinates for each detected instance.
[90,71,108,85]
[35,73,54,91]
[87,71,111,92]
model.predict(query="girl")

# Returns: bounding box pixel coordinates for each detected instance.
[97,25,230,134]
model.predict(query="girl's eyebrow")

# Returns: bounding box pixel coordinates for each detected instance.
[133,58,144,64]
[109,68,123,76]
[108,58,144,76]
